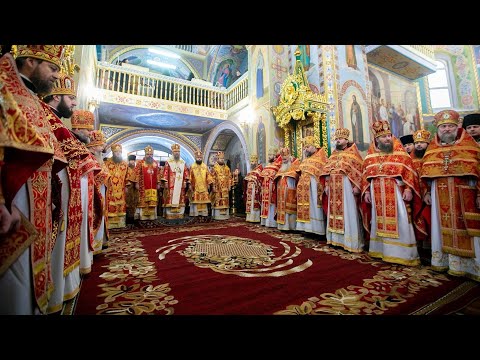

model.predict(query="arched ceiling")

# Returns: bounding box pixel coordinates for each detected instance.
[96,45,248,140]
[96,45,248,85]
[104,135,195,166]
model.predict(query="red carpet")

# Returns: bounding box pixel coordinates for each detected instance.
[74,218,479,315]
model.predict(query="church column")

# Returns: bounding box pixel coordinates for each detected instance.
[246,45,290,162]
[74,45,100,128]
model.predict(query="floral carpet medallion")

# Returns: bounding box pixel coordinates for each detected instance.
[74,219,477,315]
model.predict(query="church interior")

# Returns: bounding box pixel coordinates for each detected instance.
[76,45,480,167]
[2,45,480,316]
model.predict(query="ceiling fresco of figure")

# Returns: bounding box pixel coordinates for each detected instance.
[209,45,248,88]
[99,102,223,133]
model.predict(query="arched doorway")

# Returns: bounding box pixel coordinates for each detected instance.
[102,128,196,165]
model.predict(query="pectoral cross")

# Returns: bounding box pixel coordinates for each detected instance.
[174,165,182,181]
[335,156,342,168]
[442,212,450,222]
[442,151,451,172]
[378,155,386,172]
[438,182,448,191]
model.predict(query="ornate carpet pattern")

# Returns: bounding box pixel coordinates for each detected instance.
[74,218,479,315]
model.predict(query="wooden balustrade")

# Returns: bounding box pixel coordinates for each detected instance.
[95,62,248,110]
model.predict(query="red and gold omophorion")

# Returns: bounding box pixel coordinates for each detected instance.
[0,76,53,288]
[274,158,300,225]
[244,164,264,217]
[162,157,189,219]
[42,103,101,275]
[420,128,480,257]
[130,158,161,218]
[321,143,363,234]
[361,137,421,239]
[105,158,129,228]
[296,148,327,223]
[92,157,110,253]
[211,162,232,211]
[189,161,214,210]
[0,53,67,313]
[259,155,282,219]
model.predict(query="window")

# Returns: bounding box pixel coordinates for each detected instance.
[428,60,453,111]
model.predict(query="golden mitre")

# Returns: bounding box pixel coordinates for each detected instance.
[86,130,106,148]
[50,72,76,96]
[279,147,290,156]
[71,110,94,130]
[371,120,391,138]
[16,45,66,68]
[413,129,431,143]
[333,127,350,141]
[111,143,122,152]
[144,145,154,155]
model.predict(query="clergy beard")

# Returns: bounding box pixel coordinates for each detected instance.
[414,148,426,158]
[377,141,393,153]
[304,148,316,157]
[268,155,274,163]
[128,163,135,168]
[145,156,154,165]
[112,154,123,163]
[280,161,291,172]
[93,151,103,163]
[335,143,346,151]
[56,97,73,118]
[75,131,90,144]
[30,68,54,96]
[196,160,203,165]
[439,131,457,144]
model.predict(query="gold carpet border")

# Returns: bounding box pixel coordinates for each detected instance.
[409,280,479,315]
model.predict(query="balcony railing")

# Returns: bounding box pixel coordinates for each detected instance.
[402,45,435,60]
[366,45,436,62]
[95,62,248,111]
[172,45,193,52]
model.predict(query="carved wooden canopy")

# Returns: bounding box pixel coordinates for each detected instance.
[271,49,329,155]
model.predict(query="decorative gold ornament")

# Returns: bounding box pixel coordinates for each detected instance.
[271,49,329,156]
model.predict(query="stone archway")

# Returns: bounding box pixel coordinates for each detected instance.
[204,121,250,174]
[103,128,197,165]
